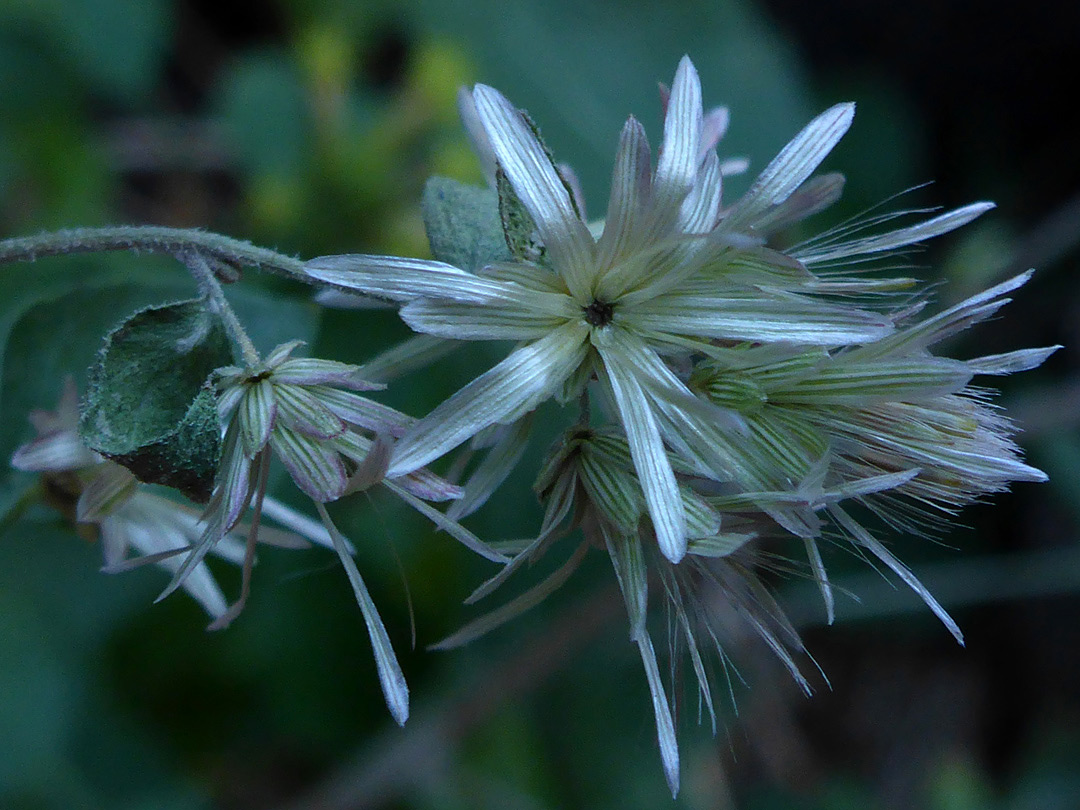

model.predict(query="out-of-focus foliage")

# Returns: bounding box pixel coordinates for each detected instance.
[1,0,1077,808]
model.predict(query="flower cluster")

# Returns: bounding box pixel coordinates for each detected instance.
[303,56,1054,793]
[5,54,1054,797]
[13,345,497,729]
[170,340,502,724]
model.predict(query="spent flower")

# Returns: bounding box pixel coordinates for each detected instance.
[165,340,504,725]
[303,55,1054,790]
[11,378,246,618]
[433,425,801,796]
[0,47,1054,798]
[302,57,1011,567]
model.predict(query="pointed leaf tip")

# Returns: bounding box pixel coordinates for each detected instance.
[316,503,410,726]
[637,632,680,797]
[724,101,855,229]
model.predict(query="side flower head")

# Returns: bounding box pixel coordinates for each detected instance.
[301,55,1054,791]
[165,341,504,727]
[433,425,801,797]
[11,378,247,619]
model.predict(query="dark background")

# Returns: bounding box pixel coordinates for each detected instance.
[1,1,1078,807]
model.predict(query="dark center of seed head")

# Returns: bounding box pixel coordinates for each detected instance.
[584,299,615,327]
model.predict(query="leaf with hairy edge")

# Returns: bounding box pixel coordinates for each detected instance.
[79,298,232,502]
[422,176,510,272]
[497,168,546,264]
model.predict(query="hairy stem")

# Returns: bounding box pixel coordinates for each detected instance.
[181,249,261,366]
[0,225,309,281]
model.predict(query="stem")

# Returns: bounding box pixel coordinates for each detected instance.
[578,390,592,425]
[0,225,309,281]
[182,249,261,366]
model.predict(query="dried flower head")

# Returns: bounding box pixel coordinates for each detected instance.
[299,55,1052,792]
[431,425,784,794]
[166,341,505,725]
[304,57,1048,564]
[11,378,246,618]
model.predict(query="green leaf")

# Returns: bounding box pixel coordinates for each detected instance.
[492,110,580,266]
[0,586,77,787]
[0,272,190,508]
[79,299,233,502]
[0,274,320,518]
[0,274,318,463]
[421,176,510,272]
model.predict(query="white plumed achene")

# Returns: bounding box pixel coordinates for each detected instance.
[301,55,1054,791]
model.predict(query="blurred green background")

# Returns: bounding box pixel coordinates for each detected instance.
[1,0,1078,808]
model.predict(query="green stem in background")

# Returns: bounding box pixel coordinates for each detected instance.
[0,482,42,539]
[0,225,309,281]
